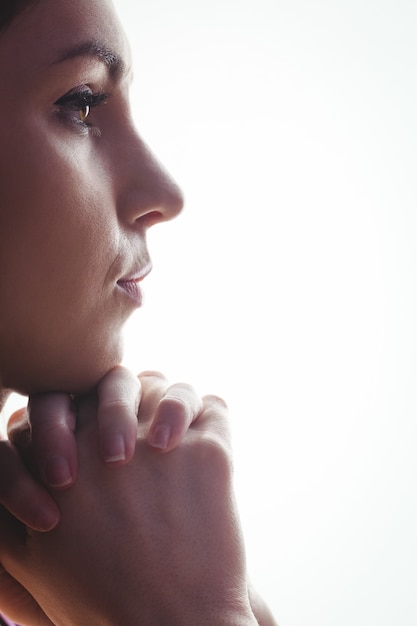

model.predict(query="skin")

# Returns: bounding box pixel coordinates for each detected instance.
[0,0,194,533]
[0,389,277,626]
[0,369,204,531]
[0,0,183,396]
[0,0,278,623]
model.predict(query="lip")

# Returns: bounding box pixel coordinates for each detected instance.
[116,262,152,307]
[116,279,143,306]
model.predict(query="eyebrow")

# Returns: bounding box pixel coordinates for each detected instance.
[56,41,126,80]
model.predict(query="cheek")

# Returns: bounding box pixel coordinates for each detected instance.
[0,205,123,395]
[0,118,126,393]
[0,144,118,324]
[1,126,119,283]
[0,183,118,302]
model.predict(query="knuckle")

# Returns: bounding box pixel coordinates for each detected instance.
[190,431,233,479]
[101,364,137,384]
[29,394,75,431]
[202,393,228,411]
[167,381,196,396]
[158,396,191,418]
[100,399,134,412]
[104,364,129,378]
[138,370,168,382]
[33,418,72,436]
[99,370,140,397]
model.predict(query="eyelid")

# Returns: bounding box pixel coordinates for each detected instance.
[53,86,111,135]
[54,86,110,109]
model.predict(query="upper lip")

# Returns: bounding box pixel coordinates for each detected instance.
[117,261,153,284]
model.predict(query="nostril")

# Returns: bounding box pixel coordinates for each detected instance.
[136,210,165,228]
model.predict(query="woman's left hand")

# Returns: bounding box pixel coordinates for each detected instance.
[0,390,257,626]
[3,367,203,531]
[0,368,205,625]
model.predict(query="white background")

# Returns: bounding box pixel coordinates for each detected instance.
[116,1,417,624]
[4,1,417,624]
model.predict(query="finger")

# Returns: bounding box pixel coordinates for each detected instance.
[0,564,54,626]
[29,393,77,489]
[186,395,235,492]
[0,514,55,626]
[0,439,59,531]
[193,394,232,447]
[147,382,203,452]
[96,366,141,464]
[135,371,170,427]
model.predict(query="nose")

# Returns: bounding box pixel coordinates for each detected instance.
[115,129,184,229]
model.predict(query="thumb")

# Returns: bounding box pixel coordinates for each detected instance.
[29,393,77,489]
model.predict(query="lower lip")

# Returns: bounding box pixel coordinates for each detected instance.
[117,280,143,307]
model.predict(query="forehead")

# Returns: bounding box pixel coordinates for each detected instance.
[0,0,129,81]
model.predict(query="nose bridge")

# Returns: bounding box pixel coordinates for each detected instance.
[116,126,184,226]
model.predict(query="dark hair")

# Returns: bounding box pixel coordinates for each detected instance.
[0,0,36,31]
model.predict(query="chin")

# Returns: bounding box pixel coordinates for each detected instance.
[6,343,124,397]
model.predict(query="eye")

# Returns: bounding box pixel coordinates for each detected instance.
[54,86,110,131]
[79,103,90,122]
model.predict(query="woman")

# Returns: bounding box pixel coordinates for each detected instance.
[0,0,277,624]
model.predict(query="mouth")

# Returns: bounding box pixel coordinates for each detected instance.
[116,262,152,307]
[117,279,143,305]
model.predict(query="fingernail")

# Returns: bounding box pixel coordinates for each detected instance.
[44,456,73,488]
[149,424,171,450]
[103,434,126,463]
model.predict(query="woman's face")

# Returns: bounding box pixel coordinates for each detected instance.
[0,0,183,394]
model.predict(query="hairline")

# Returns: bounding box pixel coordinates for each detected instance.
[0,0,40,33]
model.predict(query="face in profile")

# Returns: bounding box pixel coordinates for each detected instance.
[0,0,183,395]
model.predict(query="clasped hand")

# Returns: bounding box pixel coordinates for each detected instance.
[0,369,260,626]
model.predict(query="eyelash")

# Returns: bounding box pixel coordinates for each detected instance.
[54,87,110,133]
